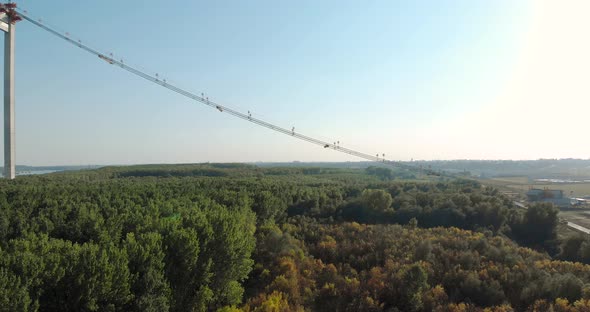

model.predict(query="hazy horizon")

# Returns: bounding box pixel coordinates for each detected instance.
[7,158,590,169]
[3,0,589,166]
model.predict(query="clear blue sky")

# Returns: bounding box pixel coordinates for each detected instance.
[4,0,587,165]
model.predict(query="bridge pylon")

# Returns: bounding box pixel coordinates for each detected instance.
[0,3,20,179]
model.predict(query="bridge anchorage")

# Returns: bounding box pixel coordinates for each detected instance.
[0,3,19,179]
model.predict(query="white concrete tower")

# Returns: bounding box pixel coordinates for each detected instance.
[0,6,16,179]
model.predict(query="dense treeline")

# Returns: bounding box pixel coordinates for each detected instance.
[0,164,586,311]
[245,219,590,311]
[0,170,258,311]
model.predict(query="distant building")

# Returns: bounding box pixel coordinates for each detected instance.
[526,188,563,201]
[572,198,590,206]
[526,188,572,207]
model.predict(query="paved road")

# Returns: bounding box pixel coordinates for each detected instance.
[513,201,527,209]
[567,221,590,234]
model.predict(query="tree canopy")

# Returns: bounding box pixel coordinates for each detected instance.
[0,164,585,311]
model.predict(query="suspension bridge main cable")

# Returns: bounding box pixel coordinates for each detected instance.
[17,9,438,175]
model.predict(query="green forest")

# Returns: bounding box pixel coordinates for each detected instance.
[1,164,590,311]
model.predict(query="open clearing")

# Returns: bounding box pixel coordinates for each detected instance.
[560,210,590,230]
[480,176,590,236]
[506,183,590,197]
[488,176,530,184]
[483,176,590,197]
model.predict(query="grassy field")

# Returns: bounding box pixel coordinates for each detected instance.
[482,176,590,197]
[479,176,590,237]
[559,210,590,229]
[506,183,590,197]
[488,176,530,184]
